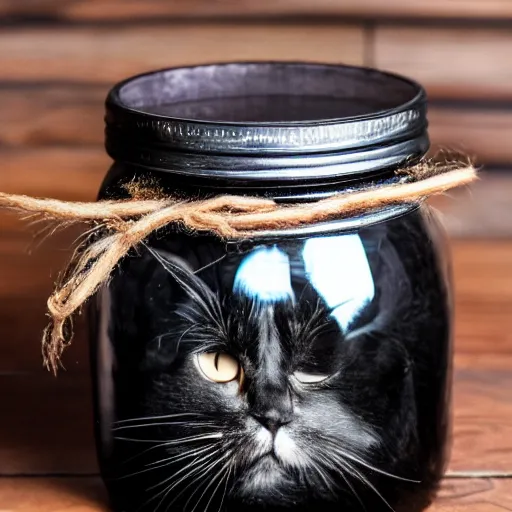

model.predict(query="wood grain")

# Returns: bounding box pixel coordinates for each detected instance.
[0,147,106,200]
[374,27,512,100]
[0,477,511,511]
[0,373,96,475]
[2,86,512,167]
[431,479,512,511]
[0,85,106,147]
[450,362,512,473]
[1,0,512,21]
[0,24,364,83]
[428,173,512,239]
[0,477,108,511]
[429,108,512,165]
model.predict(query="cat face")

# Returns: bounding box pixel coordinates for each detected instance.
[146,254,379,502]
[104,234,426,511]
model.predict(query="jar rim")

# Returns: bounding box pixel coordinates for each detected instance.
[106,61,427,151]
[105,62,429,181]
[111,62,424,123]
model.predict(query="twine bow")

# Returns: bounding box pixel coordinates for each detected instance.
[0,160,477,374]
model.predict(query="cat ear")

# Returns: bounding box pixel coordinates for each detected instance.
[147,246,225,330]
[141,333,181,371]
[346,238,411,341]
[148,247,213,298]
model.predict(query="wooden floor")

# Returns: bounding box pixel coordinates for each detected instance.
[0,231,511,509]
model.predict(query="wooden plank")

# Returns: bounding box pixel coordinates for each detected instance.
[0,477,108,511]
[0,354,511,474]
[1,0,512,21]
[451,239,512,355]
[3,86,512,168]
[0,147,106,200]
[0,85,106,147]
[450,360,512,473]
[375,27,512,100]
[0,477,510,511]
[0,477,510,512]
[0,296,89,372]
[0,24,365,83]
[429,173,512,239]
[450,239,512,354]
[429,108,512,165]
[431,479,512,511]
[0,373,97,475]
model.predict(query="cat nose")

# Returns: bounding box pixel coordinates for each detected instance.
[252,408,293,435]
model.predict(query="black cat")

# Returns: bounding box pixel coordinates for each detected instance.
[91,210,451,512]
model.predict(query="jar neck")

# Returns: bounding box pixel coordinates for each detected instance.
[106,134,428,191]
[101,158,421,203]
[100,160,420,239]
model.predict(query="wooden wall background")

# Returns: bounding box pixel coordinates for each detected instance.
[1,2,512,509]
[2,1,512,227]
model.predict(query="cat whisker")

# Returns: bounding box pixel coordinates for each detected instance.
[117,432,220,467]
[114,433,223,445]
[159,461,216,512]
[312,451,366,511]
[112,421,216,432]
[217,461,232,512]
[155,450,232,511]
[193,254,227,275]
[149,454,218,512]
[113,412,206,425]
[150,449,219,497]
[326,450,396,512]
[191,459,232,512]
[178,451,233,512]
[116,445,219,481]
[308,456,336,495]
[176,323,200,352]
[344,452,419,484]
[323,439,420,484]
[119,441,178,466]
[115,437,163,444]
[145,445,218,468]
[341,471,367,512]
[148,247,226,335]
[345,461,396,512]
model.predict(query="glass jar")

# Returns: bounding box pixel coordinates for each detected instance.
[90,62,453,512]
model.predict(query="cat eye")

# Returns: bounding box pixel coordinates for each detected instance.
[293,371,330,384]
[196,352,242,383]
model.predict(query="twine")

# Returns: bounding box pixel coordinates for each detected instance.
[0,160,477,374]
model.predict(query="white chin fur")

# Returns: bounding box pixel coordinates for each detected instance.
[254,426,273,455]
[252,426,301,466]
[273,429,300,466]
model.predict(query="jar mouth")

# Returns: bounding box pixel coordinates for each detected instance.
[105,62,428,180]
[114,62,423,125]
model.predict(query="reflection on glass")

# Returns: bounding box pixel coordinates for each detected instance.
[303,235,375,332]
[233,246,295,303]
